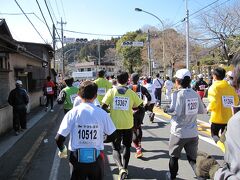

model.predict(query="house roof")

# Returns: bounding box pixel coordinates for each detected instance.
[0,19,13,39]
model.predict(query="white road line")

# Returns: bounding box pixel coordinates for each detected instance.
[154,116,170,123]
[49,148,61,180]
[154,116,218,147]
[198,135,218,147]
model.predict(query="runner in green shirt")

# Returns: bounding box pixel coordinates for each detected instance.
[94,70,112,105]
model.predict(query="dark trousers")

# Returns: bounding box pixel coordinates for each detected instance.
[46,94,54,109]
[132,126,142,147]
[210,123,227,143]
[154,88,162,105]
[69,151,104,180]
[112,129,133,169]
[13,108,27,131]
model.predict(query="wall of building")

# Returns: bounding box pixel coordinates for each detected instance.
[0,53,48,135]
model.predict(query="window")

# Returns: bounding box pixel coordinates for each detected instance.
[80,68,84,72]
[87,68,91,71]
[27,66,47,92]
[0,72,9,108]
[0,53,9,71]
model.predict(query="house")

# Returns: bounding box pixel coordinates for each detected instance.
[0,19,54,135]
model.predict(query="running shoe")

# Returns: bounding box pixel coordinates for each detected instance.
[135,150,143,158]
[165,172,176,180]
[118,168,128,180]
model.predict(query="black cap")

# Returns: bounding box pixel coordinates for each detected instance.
[131,73,139,83]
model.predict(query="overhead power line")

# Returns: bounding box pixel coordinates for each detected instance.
[172,0,232,28]
[14,0,48,44]
[44,0,62,44]
[60,0,67,22]
[58,28,123,37]
[35,0,53,38]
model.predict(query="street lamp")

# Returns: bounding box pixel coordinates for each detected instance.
[135,8,165,75]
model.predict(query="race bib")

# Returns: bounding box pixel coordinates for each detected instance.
[77,124,100,146]
[185,98,199,115]
[46,87,52,92]
[199,85,205,90]
[70,94,78,103]
[222,96,234,108]
[113,96,130,110]
[97,88,106,95]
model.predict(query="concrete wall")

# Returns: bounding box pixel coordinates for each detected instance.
[0,53,48,136]
[0,106,12,135]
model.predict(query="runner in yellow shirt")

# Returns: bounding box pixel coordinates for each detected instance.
[102,71,143,180]
[94,70,112,105]
[207,67,239,143]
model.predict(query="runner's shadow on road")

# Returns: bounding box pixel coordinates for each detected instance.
[139,149,169,161]
[113,166,185,180]
[143,122,168,129]
[142,136,169,142]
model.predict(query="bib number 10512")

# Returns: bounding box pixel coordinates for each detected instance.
[78,129,97,140]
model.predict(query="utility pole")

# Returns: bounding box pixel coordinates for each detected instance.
[147,30,151,76]
[98,39,101,66]
[185,0,190,69]
[52,24,56,69]
[57,18,67,75]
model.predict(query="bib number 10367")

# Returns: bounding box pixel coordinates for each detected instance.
[113,96,129,110]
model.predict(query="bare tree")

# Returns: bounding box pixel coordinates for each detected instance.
[197,1,240,64]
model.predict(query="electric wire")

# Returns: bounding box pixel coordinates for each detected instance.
[57,28,123,37]
[47,0,58,23]
[44,0,62,44]
[54,0,61,21]
[35,0,53,38]
[14,0,48,44]
[60,0,67,22]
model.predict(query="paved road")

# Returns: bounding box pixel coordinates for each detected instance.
[0,97,223,180]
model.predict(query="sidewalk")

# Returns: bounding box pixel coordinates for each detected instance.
[0,104,56,158]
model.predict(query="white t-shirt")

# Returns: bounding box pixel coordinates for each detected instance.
[144,83,156,104]
[57,102,116,151]
[153,78,163,89]
[73,96,100,107]
[164,80,174,91]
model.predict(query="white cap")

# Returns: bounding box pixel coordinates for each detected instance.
[175,69,191,79]
[16,80,23,85]
[226,71,233,77]
[197,74,203,78]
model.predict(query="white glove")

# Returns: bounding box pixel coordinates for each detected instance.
[58,145,68,158]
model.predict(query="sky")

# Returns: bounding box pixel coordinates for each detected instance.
[0,0,236,49]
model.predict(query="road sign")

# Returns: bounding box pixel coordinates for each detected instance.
[63,37,75,44]
[121,41,144,47]
[132,41,144,47]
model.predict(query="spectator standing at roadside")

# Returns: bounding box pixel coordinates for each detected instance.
[164,76,174,101]
[8,80,29,136]
[94,70,112,105]
[164,69,206,180]
[43,76,55,112]
[193,74,208,100]
[153,73,163,107]
[207,67,239,143]
[57,77,79,114]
